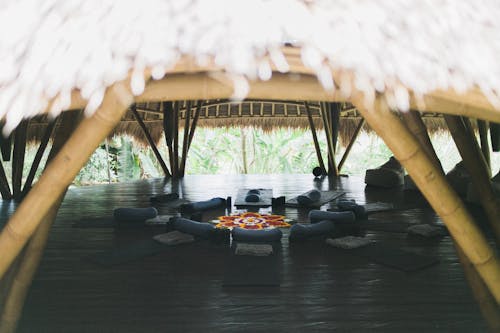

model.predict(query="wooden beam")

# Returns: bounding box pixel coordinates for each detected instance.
[0,80,135,280]
[353,97,500,304]
[131,105,171,177]
[304,102,327,174]
[179,101,192,177]
[444,115,500,244]
[338,119,364,172]
[11,121,28,200]
[21,119,57,196]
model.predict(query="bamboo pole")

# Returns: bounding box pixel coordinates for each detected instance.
[131,105,171,177]
[454,242,500,332]
[477,120,491,172]
[11,121,28,200]
[444,115,500,244]
[162,102,176,177]
[0,133,11,162]
[179,101,192,176]
[0,110,83,333]
[21,119,57,196]
[0,80,135,280]
[401,110,441,170]
[304,102,327,174]
[172,102,180,177]
[338,119,364,172]
[186,101,202,151]
[353,97,500,303]
[0,160,12,200]
[320,103,339,176]
[0,196,63,333]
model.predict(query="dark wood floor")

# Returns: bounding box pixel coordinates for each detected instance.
[1,174,497,332]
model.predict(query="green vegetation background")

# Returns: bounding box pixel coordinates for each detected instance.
[6,127,499,186]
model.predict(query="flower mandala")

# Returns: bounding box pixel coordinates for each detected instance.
[216,212,290,229]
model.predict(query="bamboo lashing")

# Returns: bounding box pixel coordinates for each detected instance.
[0,80,135,280]
[353,97,500,304]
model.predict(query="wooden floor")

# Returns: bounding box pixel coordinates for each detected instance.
[1,174,496,332]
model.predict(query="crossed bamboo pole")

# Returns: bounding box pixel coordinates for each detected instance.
[352,97,500,304]
[0,81,135,281]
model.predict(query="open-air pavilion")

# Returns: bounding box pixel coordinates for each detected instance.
[0,1,499,332]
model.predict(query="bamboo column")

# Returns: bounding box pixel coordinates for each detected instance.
[444,115,500,244]
[304,102,327,174]
[338,119,364,172]
[0,81,135,280]
[131,105,171,177]
[353,97,500,303]
[477,120,491,171]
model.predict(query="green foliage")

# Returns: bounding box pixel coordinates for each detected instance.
[11,128,500,186]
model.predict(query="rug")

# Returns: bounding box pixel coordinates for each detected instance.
[213,212,291,230]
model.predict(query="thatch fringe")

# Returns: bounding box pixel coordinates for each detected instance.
[23,103,465,148]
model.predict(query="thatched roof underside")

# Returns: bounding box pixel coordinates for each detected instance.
[1,1,500,134]
[24,100,451,147]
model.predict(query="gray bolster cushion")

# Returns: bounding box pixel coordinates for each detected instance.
[297,190,321,206]
[179,197,226,214]
[309,210,355,224]
[231,227,283,243]
[113,207,158,223]
[172,217,215,239]
[289,220,335,241]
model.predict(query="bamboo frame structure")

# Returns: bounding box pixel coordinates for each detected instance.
[444,115,500,244]
[0,134,11,162]
[477,120,491,171]
[338,119,364,172]
[187,101,203,151]
[304,102,327,174]
[131,105,171,177]
[353,97,500,303]
[0,81,135,280]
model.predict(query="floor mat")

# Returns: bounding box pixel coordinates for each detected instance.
[344,243,439,272]
[222,253,281,287]
[286,191,345,208]
[85,239,170,266]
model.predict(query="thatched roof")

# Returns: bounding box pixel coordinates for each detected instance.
[1,0,500,134]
